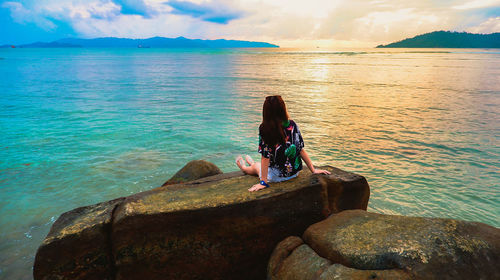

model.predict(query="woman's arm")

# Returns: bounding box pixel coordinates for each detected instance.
[300,149,331,175]
[260,156,269,182]
[249,156,270,192]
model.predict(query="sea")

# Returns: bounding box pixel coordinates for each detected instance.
[0,47,499,279]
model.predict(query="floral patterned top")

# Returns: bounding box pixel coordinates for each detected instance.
[258,119,305,177]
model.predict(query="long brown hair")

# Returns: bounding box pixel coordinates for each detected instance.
[259,95,289,146]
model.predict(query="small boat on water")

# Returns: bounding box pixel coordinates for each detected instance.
[137,44,150,48]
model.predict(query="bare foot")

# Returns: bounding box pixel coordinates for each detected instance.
[235,155,246,171]
[245,155,255,165]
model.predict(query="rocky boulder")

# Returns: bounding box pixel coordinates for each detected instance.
[269,210,500,280]
[34,163,370,280]
[33,198,125,280]
[161,159,222,186]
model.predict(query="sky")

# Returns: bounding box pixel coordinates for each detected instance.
[1,0,499,47]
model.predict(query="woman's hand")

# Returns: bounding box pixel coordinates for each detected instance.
[313,169,331,175]
[300,150,331,175]
[249,183,267,192]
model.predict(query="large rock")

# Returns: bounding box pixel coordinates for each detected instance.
[34,163,370,280]
[268,236,409,280]
[161,160,222,186]
[34,198,125,280]
[269,210,500,280]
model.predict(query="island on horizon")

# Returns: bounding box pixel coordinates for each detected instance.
[0,36,279,49]
[377,31,500,48]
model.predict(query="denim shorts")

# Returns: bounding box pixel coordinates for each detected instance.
[259,167,299,183]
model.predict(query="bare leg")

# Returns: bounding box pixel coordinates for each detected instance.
[245,155,255,165]
[252,162,261,178]
[236,155,261,177]
[236,156,253,174]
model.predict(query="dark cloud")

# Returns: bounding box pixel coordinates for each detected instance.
[112,0,157,18]
[166,0,243,24]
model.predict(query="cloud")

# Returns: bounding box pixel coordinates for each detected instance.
[293,0,500,45]
[466,16,500,32]
[166,0,243,24]
[112,0,157,17]
[57,2,122,20]
[453,0,500,10]
[1,0,499,46]
[2,1,56,30]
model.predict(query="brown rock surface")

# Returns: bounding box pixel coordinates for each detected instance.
[33,164,370,280]
[161,159,222,186]
[269,236,409,280]
[316,167,369,215]
[269,210,500,280]
[33,198,125,280]
[112,169,323,280]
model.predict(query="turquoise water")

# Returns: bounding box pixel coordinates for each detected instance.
[0,48,499,279]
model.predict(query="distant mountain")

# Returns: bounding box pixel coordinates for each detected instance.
[377,31,500,48]
[17,42,81,48]
[7,36,279,48]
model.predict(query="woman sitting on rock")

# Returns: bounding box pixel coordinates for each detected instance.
[236,95,330,192]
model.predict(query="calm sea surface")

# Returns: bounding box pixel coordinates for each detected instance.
[0,48,499,279]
